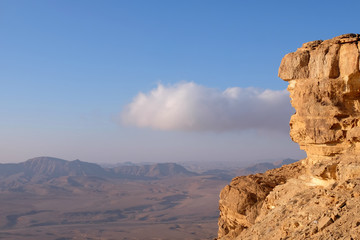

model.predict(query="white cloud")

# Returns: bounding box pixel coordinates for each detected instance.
[121,82,293,132]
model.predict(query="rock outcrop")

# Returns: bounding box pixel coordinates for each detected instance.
[218,34,360,239]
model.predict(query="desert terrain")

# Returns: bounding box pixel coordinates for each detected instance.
[0,157,293,240]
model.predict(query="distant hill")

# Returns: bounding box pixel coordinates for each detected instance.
[201,158,298,181]
[235,158,298,176]
[0,157,297,184]
[0,157,198,182]
[21,157,109,180]
[112,162,197,179]
[273,158,298,166]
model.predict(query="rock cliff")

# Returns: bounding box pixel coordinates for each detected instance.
[218,34,360,239]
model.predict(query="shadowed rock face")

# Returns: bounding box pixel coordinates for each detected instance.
[218,34,360,240]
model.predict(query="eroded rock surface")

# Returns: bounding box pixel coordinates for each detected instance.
[218,162,305,239]
[218,34,360,239]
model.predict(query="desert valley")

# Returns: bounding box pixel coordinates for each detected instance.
[0,156,294,240]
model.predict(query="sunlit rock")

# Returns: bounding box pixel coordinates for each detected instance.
[218,34,360,239]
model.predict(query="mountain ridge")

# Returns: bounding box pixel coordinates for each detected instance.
[0,156,298,183]
[0,156,199,182]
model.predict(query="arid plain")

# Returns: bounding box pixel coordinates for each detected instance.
[0,157,227,240]
[0,157,291,240]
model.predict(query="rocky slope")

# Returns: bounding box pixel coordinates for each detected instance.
[217,34,360,239]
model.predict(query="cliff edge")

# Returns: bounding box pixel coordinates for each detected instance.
[218,34,360,239]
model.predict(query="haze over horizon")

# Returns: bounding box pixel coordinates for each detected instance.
[1,0,358,163]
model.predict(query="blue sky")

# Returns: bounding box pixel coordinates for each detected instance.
[1,0,359,163]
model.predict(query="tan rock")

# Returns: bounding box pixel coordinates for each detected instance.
[308,43,340,79]
[217,34,360,240]
[318,216,333,230]
[281,34,360,165]
[278,50,310,81]
[339,43,360,79]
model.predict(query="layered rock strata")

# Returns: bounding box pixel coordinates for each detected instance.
[218,34,360,239]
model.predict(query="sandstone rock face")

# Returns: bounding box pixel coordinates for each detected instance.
[218,34,360,239]
[280,34,360,166]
